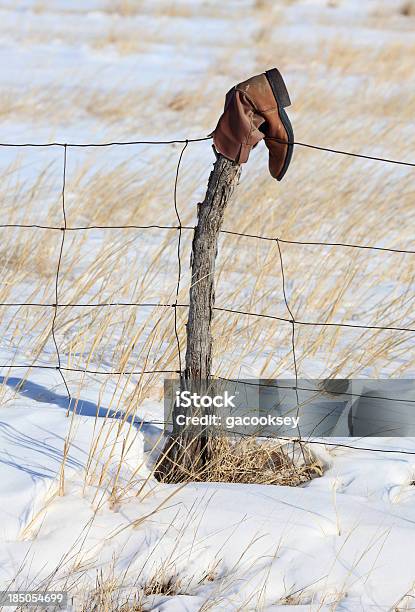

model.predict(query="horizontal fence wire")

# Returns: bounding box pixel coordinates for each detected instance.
[215,377,415,405]
[0,134,414,457]
[133,420,415,456]
[120,417,415,456]
[0,364,179,375]
[1,226,414,256]
[0,135,414,167]
[0,137,211,148]
[1,301,414,333]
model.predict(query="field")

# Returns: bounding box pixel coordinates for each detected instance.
[0,0,415,610]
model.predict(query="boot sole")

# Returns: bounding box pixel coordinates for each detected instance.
[265,68,294,181]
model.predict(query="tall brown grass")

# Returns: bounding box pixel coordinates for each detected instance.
[1,0,414,607]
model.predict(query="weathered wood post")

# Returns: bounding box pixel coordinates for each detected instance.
[154,69,294,482]
[155,152,241,482]
[184,153,241,380]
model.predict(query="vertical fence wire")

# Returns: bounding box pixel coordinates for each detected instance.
[275,239,299,398]
[50,144,71,400]
[0,134,415,455]
[173,140,189,376]
[275,237,307,460]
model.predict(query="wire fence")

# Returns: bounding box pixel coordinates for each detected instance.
[1,135,415,456]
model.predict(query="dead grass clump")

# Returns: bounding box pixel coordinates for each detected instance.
[203,438,322,486]
[400,1,415,16]
[168,92,199,113]
[112,0,141,17]
[80,567,182,611]
[79,569,146,612]
[180,437,322,486]
[81,591,146,612]
[255,0,296,8]
[143,570,181,597]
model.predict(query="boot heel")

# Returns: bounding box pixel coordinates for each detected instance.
[266,68,294,181]
[265,68,291,108]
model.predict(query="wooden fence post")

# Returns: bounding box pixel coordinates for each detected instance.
[155,152,241,482]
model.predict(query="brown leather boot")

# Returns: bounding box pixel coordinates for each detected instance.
[212,68,294,180]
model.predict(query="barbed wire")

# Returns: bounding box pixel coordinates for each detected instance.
[1,133,415,457]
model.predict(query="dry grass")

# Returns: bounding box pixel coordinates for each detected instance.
[0,110,413,461]
[196,437,322,486]
[400,1,415,17]
[0,0,414,607]
[78,568,147,612]
[154,431,323,485]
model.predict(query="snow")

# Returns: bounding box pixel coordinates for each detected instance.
[0,0,414,609]
[2,413,415,609]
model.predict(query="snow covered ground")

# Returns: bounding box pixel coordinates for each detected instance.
[1,0,415,609]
